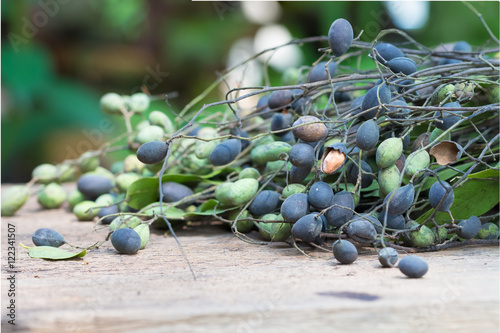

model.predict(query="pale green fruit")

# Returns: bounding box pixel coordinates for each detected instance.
[56,164,76,182]
[128,93,150,113]
[68,190,86,209]
[100,93,125,115]
[148,111,175,134]
[95,193,115,206]
[37,183,67,209]
[32,164,58,184]
[404,150,430,177]
[116,173,141,193]
[73,201,99,221]
[136,125,165,144]
[1,185,30,216]
[251,142,292,165]
[135,120,150,132]
[134,224,150,249]
[378,165,400,198]
[376,138,403,169]
[79,152,99,173]
[109,215,142,231]
[226,179,259,206]
[238,168,261,180]
[124,154,145,173]
[281,184,306,199]
[404,221,435,247]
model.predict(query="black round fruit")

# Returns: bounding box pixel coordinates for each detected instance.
[160,182,194,208]
[289,165,311,184]
[372,42,404,64]
[456,216,481,239]
[110,228,142,254]
[428,181,454,212]
[136,141,168,165]
[378,247,399,267]
[32,228,66,247]
[289,143,315,168]
[271,113,294,136]
[398,255,428,278]
[347,219,377,244]
[256,94,273,119]
[308,181,334,210]
[328,18,353,57]
[291,213,323,243]
[307,61,337,83]
[249,190,282,216]
[356,119,379,151]
[383,184,415,215]
[325,191,355,228]
[346,160,374,188]
[386,57,418,75]
[361,83,391,119]
[98,205,120,225]
[77,174,113,200]
[268,90,294,109]
[333,240,358,264]
[209,139,242,166]
[281,193,309,223]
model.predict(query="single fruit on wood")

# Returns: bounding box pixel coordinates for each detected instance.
[1,185,30,216]
[32,228,66,247]
[378,247,399,267]
[328,18,353,57]
[398,255,428,278]
[110,228,142,254]
[333,240,358,264]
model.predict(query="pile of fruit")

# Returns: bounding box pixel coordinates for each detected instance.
[4,17,499,279]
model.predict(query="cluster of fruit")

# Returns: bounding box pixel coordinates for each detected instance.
[4,18,499,278]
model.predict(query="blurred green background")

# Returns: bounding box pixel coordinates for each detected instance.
[2,1,498,183]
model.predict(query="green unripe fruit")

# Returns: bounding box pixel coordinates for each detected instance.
[133,224,150,249]
[148,111,175,133]
[128,93,150,113]
[32,163,58,184]
[109,215,142,231]
[376,138,403,169]
[264,160,292,174]
[215,183,234,206]
[258,214,283,240]
[56,164,76,182]
[73,201,99,221]
[68,190,86,210]
[227,210,254,233]
[239,167,261,180]
[281,184,306,199]
[436,84,455,103]
[378,165,400,198]
[432,226,448,243]
[1,185,30,216]
[404,150,430,177]
[477,223,499,239]
[100,93,125,115]
[136,120,150,132]
[226,178,259,206]
[89,167,116,183]
[194,140,218,160]
[124,154,145,173]
[79,152,99,173]
[251,142,292,165]
[282,67,299,85]
[37,183,67,209]
[269,219,291,242]
[116,172,141,193]
[137,125,165,144]
[429,127,451,144]
[487,85,499,104]
[95,193,115,206]
[404,221,435,247]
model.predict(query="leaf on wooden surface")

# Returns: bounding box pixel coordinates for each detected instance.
[20,243,86,260]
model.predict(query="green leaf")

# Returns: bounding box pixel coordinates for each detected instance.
[467,168,500,180]
[184,199,235,217]
[20,243,86,260]
[126,177,159,210]
[417,178,500,224]
[419,162,475,192]
[141,202,186,220]
[338,180,379,192]
[162,174,202,183]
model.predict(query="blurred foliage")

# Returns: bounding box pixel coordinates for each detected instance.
[1,1,498,182]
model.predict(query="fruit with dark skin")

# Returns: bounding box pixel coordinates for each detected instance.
[361,83,391,119]
[457,216,482,239]
[428,181,454,212]
[256,94,273,119]
[281,193,309,223]
[346,160,374,188]
[77,174,113,200]
[98,205,120,224]
[292,116,328,142]
[32,228,66,247]
[379,209,405,230]
[371,42,404,64]
[209,139,242,166]
[434,102,461,130]
[291,213,323,243]
[325,191,355,228]
[249,190,282,216]
[383,184,415,215]
[308,181,334,210]
[288,143,316,168]
[271,113,294,136]
[289,165,311,184]
[356,119,379,151]
[160,182,194,208]
[110,228,142,254]
[328,18,353,57]
[386,57,418,75]
[347,219,377,244]
[268,90,294,109]
[378,247,399,267]
[136,141,168,165]
[307,61,337,83]
[333,240,358,264]
[398,255,428,278]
